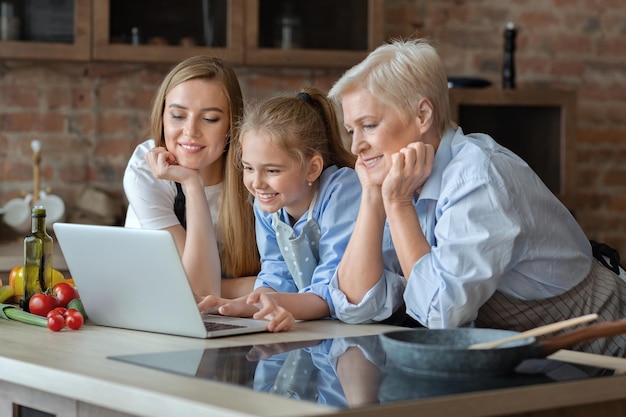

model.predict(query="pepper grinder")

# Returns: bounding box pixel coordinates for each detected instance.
[502,22,517,89]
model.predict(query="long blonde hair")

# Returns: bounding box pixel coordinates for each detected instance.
[236,86,355,174]
[150,56,259,277]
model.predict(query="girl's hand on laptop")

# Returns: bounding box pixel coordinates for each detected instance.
[248,292,295,332]
[197,294,257,317]
[195,294,223,315]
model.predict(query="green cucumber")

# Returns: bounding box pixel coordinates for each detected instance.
[0,303,48,327]
[67,298,88,319]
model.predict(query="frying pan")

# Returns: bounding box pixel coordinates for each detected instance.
[380,319,626,377]
[379,366,553,402]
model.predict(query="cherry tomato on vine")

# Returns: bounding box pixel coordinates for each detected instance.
[52,282,79,308]
[65,309,84,330]
[47,307,68,319]
[29,293,60,317]
[47,314,65,332]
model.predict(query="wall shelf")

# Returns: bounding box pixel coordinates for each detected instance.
[0,0,90,61]
[0,0,383,67]
[448,88,577,199]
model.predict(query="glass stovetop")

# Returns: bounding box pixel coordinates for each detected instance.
[109,334,614,409]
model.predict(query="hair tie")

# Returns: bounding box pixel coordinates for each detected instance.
[296,91,314,105]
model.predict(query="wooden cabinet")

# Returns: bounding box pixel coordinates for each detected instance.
[0,0,383,67]
[0,0,90,61]
[448,88,577,199]
[92,0,245,64]
[1,380,135,417]
[245,0,384,68]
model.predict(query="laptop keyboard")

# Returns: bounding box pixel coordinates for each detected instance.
[203,321,246,331]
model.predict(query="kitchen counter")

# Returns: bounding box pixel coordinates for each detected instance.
[2,317,626,417]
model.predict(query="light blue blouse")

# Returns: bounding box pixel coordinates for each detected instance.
[330,127,592,327]
[254,165,361,318]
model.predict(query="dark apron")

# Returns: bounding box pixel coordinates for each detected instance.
[174,182,186,229]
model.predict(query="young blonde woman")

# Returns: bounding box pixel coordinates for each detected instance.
[123,56,259,299]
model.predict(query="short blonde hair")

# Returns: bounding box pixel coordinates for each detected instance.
[329,39,452,136]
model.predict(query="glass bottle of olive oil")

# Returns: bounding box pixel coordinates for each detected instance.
[23,205,53,312]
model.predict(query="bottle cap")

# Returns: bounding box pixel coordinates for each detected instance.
[31,205,46,217]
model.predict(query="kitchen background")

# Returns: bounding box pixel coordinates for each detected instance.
[1,0,625,257]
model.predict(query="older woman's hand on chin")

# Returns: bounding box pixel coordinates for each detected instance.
[382,142,435,207]
[353,155,380,190]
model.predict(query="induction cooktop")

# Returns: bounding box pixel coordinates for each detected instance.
[109,334,614,408]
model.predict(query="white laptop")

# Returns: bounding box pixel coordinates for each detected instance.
[53,223,268,338]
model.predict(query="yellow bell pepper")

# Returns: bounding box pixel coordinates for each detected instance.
[8,266,65,303]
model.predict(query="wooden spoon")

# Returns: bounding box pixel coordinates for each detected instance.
[468,313,599,350]
[549,349,626,374]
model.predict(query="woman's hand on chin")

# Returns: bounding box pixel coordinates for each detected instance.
[382,142,434,206]
[145,146,200,184]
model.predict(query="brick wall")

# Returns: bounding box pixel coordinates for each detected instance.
[2,0,626,258]
[0,62,346,236]
[385,0,626,256]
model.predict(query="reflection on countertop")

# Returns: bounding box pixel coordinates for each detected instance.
[110,335,615,409]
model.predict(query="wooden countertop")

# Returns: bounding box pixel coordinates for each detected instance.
[1,318,388,417]
[2,317,626,417]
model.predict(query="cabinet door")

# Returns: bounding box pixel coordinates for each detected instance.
[448,88,577,199]
[92,0,244,64]
[0,0,90,61]
[245,0,384,68]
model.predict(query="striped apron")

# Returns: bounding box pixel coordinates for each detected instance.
[476,260,626,357]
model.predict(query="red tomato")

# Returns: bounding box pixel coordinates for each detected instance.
[29,293,61,317]
[52,283,79,308]
[65,309,84,330]
[47,314,65,332]
[47,307,68,319]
